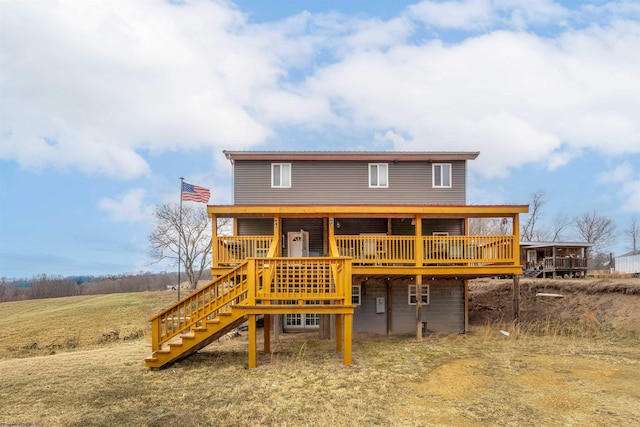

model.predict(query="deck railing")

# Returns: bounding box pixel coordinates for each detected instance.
[256,257,352,303]
[216,236,273,265]
[427,235,514,265]
[334,235,516,266]
[543,257,588,271]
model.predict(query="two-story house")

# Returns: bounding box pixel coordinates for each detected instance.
[146,151,528,369]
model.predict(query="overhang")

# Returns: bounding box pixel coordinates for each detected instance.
[223,151,480,162]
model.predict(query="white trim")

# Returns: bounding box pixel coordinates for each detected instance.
[271,163,291,188]
[432,163,452,188]
[408,284,430,305]
[368,163,389,188]
[352,284,361,306]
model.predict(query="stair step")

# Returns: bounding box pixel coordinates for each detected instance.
[181,333,196,339]
[219,312,233,316]
[207,318,221,324]
[145,357,158,363]
[156,349,171,354]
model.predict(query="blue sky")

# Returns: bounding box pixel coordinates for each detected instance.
[1,0,638,278]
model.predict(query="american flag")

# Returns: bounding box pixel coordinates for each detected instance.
[182,181,210,204]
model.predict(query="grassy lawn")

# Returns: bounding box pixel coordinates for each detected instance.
[1,291,639,426]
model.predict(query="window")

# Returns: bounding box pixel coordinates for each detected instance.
[433,163,451,188]
[408,284,429,305]
[352,284,361,306]
[272,163,291,188]
[369,163,388,188]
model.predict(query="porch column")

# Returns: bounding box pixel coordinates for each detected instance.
[343,314,353,366]
[414,215,422,266]
[211,215,219,270]
[273,217,281,256]
[248,314,258,369]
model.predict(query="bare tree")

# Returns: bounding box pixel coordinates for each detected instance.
[624,215,639,252]
[468,218,512,235]
[574,210,616,256]
[521,190,546,241]
[549,213,572,242]
[0,277,8,302]
[148,203,212,290]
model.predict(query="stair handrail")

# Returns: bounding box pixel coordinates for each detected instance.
[149,261,252,352]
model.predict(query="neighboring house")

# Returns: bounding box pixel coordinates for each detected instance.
[520,241,592,279]
[146,151,528,369]
[615,250,640,275]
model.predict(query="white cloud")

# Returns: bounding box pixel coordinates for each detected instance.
[620,179,640,212]
[98,188,152,222]
[1,0,638,183]
[0,0,273,178]
[599,162,634,183]
[408,0,569,31]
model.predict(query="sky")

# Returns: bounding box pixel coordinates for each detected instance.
[0,0,638,279]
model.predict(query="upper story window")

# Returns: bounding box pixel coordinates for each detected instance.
[272,163,291,188]
[369,163,388,188]
[432,163,452,188]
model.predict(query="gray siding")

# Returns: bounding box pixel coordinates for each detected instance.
[353,279,465,335]
[237,218,273,235]
[234,160,466,205]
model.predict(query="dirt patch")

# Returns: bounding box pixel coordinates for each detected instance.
[469,278,640,331]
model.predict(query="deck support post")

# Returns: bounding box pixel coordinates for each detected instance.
[512,275,520,334]
[343,314,352,366]
[248,314,257,369]
[263,314,271,354]
[335,314,343,353]
[416,275,423,341]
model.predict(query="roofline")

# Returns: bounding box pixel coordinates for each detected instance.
[223,151,480,162]
[520,241,595,248]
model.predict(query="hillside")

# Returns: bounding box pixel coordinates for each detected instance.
[469,278,640,331]
[1,281,639,426]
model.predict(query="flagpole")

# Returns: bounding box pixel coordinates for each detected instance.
[178,177,184,301]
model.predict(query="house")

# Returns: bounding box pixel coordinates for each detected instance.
[146,151,528,369]
[615,250,640,275]
[520,241,592,278]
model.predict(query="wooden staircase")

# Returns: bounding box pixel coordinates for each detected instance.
[145,262,253,369]
[145,257,355,369]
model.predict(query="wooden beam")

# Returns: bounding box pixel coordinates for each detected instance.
[343,314,352,366]
[512,276,520,333]
[263,314,271,354]
[335,314,343,353]
[248,314,257,369]
[464,279,469,333]
[416,275,423,341]
[208,204,529,218]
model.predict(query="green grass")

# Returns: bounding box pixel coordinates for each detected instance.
[1,291,639,426]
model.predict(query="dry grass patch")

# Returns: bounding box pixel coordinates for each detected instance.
[2,289,640,426]
[0,291,176,358]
